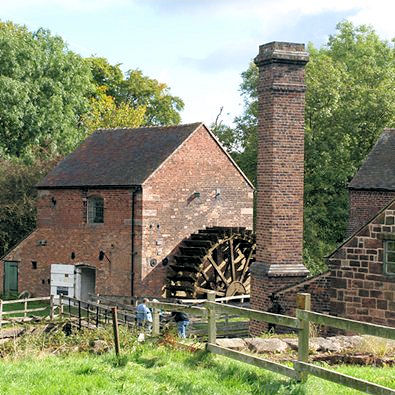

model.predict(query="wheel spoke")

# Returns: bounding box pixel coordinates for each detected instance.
[240,248,254,283]
[229,238,236,281]
[207,255,229,285]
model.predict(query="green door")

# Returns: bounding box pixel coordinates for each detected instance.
[3,261,18,297]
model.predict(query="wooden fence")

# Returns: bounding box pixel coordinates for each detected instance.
[0,296,55,328]
[149,292,395,395]
[59,295,137,330]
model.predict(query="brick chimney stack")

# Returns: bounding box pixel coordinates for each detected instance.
[250,42,309,334]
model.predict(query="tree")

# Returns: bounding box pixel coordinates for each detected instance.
[82,87,146,133]
[86,57,184,126]
[213,22,395,273]
[0,157,58,257]
[0,22,93,158]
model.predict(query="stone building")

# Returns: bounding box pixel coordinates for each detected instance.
[1,123,253,298]
[347,129,395,235]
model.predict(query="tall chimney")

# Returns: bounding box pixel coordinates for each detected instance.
[250,42,309,334]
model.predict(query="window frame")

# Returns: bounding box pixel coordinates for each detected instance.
[87,195,104,224]
[384,240,395,276]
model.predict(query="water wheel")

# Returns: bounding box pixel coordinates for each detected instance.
[166,226,256,298]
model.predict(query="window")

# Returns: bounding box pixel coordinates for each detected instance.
[31,261,37,270]
[384,240,395,275]
[87,196,104,224]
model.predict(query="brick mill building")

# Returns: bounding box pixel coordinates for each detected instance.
[1,123,254,299]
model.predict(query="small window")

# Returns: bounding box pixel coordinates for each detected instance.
[87,196,104,224]
[32,261,37,270]
[384,240,395,275]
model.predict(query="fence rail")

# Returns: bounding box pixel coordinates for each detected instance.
[150,291,395,394]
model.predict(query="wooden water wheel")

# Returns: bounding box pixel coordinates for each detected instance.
[166,226,256,298]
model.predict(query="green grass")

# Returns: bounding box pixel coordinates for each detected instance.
[2,301,50,318]
[0,341,394,395]
[3,301,49,320]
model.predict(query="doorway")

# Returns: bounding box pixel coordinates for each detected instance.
[3,261,18,297]
[75,265,96,301]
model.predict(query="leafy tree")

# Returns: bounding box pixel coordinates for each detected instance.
[0,157,58,257]
[213,22,395,274]
[0,21,93,158]
[86,57,184,126]
[82,87,146,133]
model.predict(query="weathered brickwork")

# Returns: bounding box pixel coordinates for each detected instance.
[1,125,253,298]
[328,200,395,327]
[250,42,309,335]
[1,188,134,297]
[136,125,253,297]
[347,190,395,236]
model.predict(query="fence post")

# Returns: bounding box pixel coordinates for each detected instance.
[23,299,27,320]
[0,299,3,329]
[296,293,311,382]
[111,307,121,357]
[152,305,160,336]
[50,295,55,321]
[59,294,64,318]
[207,291,216,345]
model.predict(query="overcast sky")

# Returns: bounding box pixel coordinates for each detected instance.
[2,0,394,125]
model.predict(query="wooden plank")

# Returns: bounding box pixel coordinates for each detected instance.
[296,293,311,382]
[207,292,216,344]
[205,302,300,329]
[3,307,48,315]
[2,296,51,304]
[215,294,250,302]
[297,310,395,341]
[294,361,395,395]
[208,344,299,380]
[147,301,207,316]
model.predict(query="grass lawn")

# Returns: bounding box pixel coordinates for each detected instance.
[0,341,394,395]
[2,301,50,318]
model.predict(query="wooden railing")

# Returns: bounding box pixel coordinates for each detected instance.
[0,296,55,328]
[149,292,395,394]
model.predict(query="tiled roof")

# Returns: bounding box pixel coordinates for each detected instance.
[348,128,395,191]
[37,123,202,188]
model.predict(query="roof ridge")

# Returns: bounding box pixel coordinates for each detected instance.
[95,122,202,133]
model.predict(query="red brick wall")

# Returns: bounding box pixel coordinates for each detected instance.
[1,188,134,297]
[135,125,254,297]
[328,200,395,327]
[250,42,309,334]
[348,189,395,236]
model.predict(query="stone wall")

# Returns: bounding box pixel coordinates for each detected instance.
[347,189,395,236]
[328,200,395,327]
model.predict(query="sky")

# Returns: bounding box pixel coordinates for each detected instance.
[1,0,394,126]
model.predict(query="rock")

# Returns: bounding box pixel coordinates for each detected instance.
[90,340,108,354]
[0,328,25,339]
[282,338,298,351]
[245,338,289,354]
[314,337,342,353]
[215,338,246,351]
[0,338,11,345]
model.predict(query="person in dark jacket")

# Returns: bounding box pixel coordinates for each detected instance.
[171,310,189,338]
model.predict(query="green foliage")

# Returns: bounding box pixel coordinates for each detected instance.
[0,21,93,158]
[212,22,395,274]
[0,157,59,257]
[86,56,184,127]
[0,22,185,255]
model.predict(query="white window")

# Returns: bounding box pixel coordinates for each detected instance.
[87,196,104,224]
